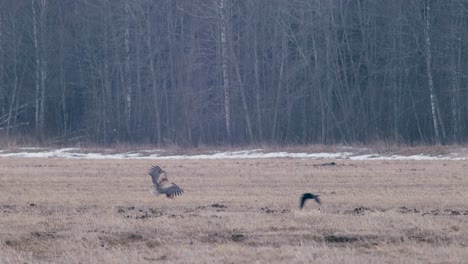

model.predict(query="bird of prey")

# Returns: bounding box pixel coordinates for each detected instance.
[300,193,321,209]
[149,165,184,198]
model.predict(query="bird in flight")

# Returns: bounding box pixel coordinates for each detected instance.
[300,193,321,209]
[149,165,184,198]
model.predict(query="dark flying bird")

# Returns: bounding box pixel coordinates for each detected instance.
[149,165,184,198]
[300,193,321,209]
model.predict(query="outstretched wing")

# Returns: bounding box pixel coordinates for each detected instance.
[149,165,184,198]
[158,181,184,198]
[300,195,308,209]
[149,166,165,185]
[300,193,321,209]
[314,196,321,205]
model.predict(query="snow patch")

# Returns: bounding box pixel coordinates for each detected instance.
[0,148,465,160]
[350,153,464,161]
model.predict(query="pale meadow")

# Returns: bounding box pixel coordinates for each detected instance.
[0,157,467,263]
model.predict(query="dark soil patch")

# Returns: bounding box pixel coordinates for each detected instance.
[344,206,375,215]
[397,207,420,214]
[403,228,452,244]
[199,232,247,244]
[5,240,18,247]
[195,204,227,212]
[260,207,290,214]
[200,232,225,244]
[168,214,184,219]
[76,205,97,213]
[261,207,277,214]
[211,203,227,209]
[115,206,162,219]
[144,255,168,261]
[99,232,146,247]
[30,231,57,239]
[2,204,17,213]
[231,234,246,242]
[422,209,467,216]
[324,235,359,243]
[127,233,143,241]
[313,162,337,167]
[392,207,467,216]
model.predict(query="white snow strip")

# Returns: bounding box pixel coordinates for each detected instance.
[139,149,165,153]
[350,153,465,161]
[0,148,465,160]
[142,151,352,160]
[18,147,49,150]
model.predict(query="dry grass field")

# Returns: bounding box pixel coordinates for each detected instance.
[1,157,468,263]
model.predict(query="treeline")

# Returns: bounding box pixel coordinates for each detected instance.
[0,0,467,146]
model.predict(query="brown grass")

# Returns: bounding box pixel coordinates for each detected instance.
[1,157,468,263]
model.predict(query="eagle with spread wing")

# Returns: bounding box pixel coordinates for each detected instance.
[149,165,184,198]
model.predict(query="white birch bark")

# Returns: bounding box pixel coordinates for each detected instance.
[450,6,462,142]
[424,0,441,144]
[32,0,40,138]
[6,18,19,140]
[59,5,67,138]
[124,2,132,134]
[218,0,232,143]
[39,0,47,140]
[272,27,286,141]
[253,34,263,140]
[231,38,253,142]
[0,6,3,117]
[146,8,161,144]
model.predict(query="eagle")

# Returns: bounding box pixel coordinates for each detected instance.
[148,165,184,198]
[300,193,321,209]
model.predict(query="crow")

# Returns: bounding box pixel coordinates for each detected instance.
[300,193,321,209]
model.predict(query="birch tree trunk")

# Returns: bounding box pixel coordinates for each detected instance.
[231,41,253,143]
[253,33,263,141]
[450,3,462,143]
[101,3,111,144]
[0,6,3,119]
[30,0,47,141]
[272,26,286,141]
[58,4,67,140]
[39,0,47,141]
[6,16,19,140]
[134,20,142,138]
[218,0,232,143]
[145,8,161,145]
[424,0,441,144]
[32,0,41,140]
[124,2,132,136]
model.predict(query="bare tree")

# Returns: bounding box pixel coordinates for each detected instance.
[32,0,41,140]
[124,1,132,137]
[217,0,232,143]
[424,0,443,144]
[0,4,3,121]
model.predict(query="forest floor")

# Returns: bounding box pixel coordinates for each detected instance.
[0,157,468,263]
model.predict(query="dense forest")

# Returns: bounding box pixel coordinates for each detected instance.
[0,0,467,146]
